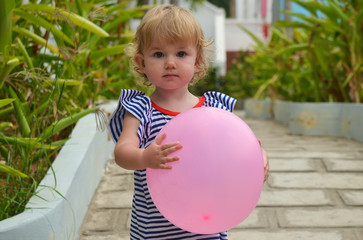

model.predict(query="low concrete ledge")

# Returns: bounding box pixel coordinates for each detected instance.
[244,99,272,120]
[245,99,363,143]
[0,102,117,240]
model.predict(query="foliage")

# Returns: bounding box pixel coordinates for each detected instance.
[190,67,226,96]
[225,0,363,103]
[0,0,151,221]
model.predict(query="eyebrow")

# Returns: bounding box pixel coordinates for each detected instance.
[149,45,192,51]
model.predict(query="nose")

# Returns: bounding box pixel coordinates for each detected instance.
[165,56,176,69]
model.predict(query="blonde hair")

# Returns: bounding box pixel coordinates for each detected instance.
[128,4,212,84]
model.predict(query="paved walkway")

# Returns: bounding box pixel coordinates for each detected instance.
[78,111,363,240]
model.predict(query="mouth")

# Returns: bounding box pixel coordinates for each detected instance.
[163,74,178,78]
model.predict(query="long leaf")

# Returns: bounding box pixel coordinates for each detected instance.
[253,74,280,100]
[271,27,293,44]
[325,0,348,24]
[274,43,308,56]
[103,9,144,32]
[74,0,86,18]
[12,27,60,55]
[0,135,57,149]
[0,0,14,54]
[284,11,344,33]
[0,102,27,117]
[0,163,28,178]
[274,20,313,30]
[106,2,129,14]
[0,144,9,160]
[8,86,31,137]
[343,63,363,87]
[43,78,83,87]
[16,38,34,69]
[0,58,20,89]
[13,8,74,46]
[0,122,13,131]
[90,44,127,61]
[40,107,98,139]
[0,98,15,108]
[291,0,319,16]
[20,4,109,37]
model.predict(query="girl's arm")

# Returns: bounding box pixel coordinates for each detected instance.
[114,111,182,170]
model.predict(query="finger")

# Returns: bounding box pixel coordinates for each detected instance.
[160,141,181,150]
[159,163,172,170]
[163,156,180,163]
[264,169,269,182]
[162,144,183,155]
[154,133,167,145]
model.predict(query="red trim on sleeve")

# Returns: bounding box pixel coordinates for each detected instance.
[151,96,206,116]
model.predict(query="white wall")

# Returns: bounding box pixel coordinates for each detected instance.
[226,0,273,52]
[225,20,265,51]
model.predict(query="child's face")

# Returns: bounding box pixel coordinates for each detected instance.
[135,38,198,91]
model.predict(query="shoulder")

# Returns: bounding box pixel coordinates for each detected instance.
[109,89,152,143]
[117,89,152,120]
[203,91,236,112]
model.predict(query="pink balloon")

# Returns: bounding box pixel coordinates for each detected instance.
[147,107,264,234]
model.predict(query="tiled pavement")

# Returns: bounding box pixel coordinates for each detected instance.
[78,111,363,240]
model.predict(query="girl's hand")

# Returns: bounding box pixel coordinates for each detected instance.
[142,133,182,169]
[262,148,269,182]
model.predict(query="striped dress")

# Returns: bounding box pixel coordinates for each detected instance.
[109,89,236,240]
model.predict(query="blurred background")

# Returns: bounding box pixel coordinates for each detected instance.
[1,0,362,223]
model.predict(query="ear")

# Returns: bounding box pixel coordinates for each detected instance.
[134,53,145,71]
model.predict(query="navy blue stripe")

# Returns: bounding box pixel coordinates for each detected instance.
[109,89,234,239]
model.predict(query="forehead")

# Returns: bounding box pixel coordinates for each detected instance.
[148,37,196,49]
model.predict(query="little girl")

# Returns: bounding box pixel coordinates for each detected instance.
[109,4,269,239]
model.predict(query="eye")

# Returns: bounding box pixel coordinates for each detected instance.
[153,52,164,58]
[177,51,187,58]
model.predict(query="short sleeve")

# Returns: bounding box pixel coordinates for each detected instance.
[203,91,236,112]
[109,89,151,143]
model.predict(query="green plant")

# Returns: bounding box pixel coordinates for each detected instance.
[190,67,226,96]
[0,0,151,221]
[277,0,363,102]
[225,0,363,103]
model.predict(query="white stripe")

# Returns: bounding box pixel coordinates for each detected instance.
[109,89,235,239]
